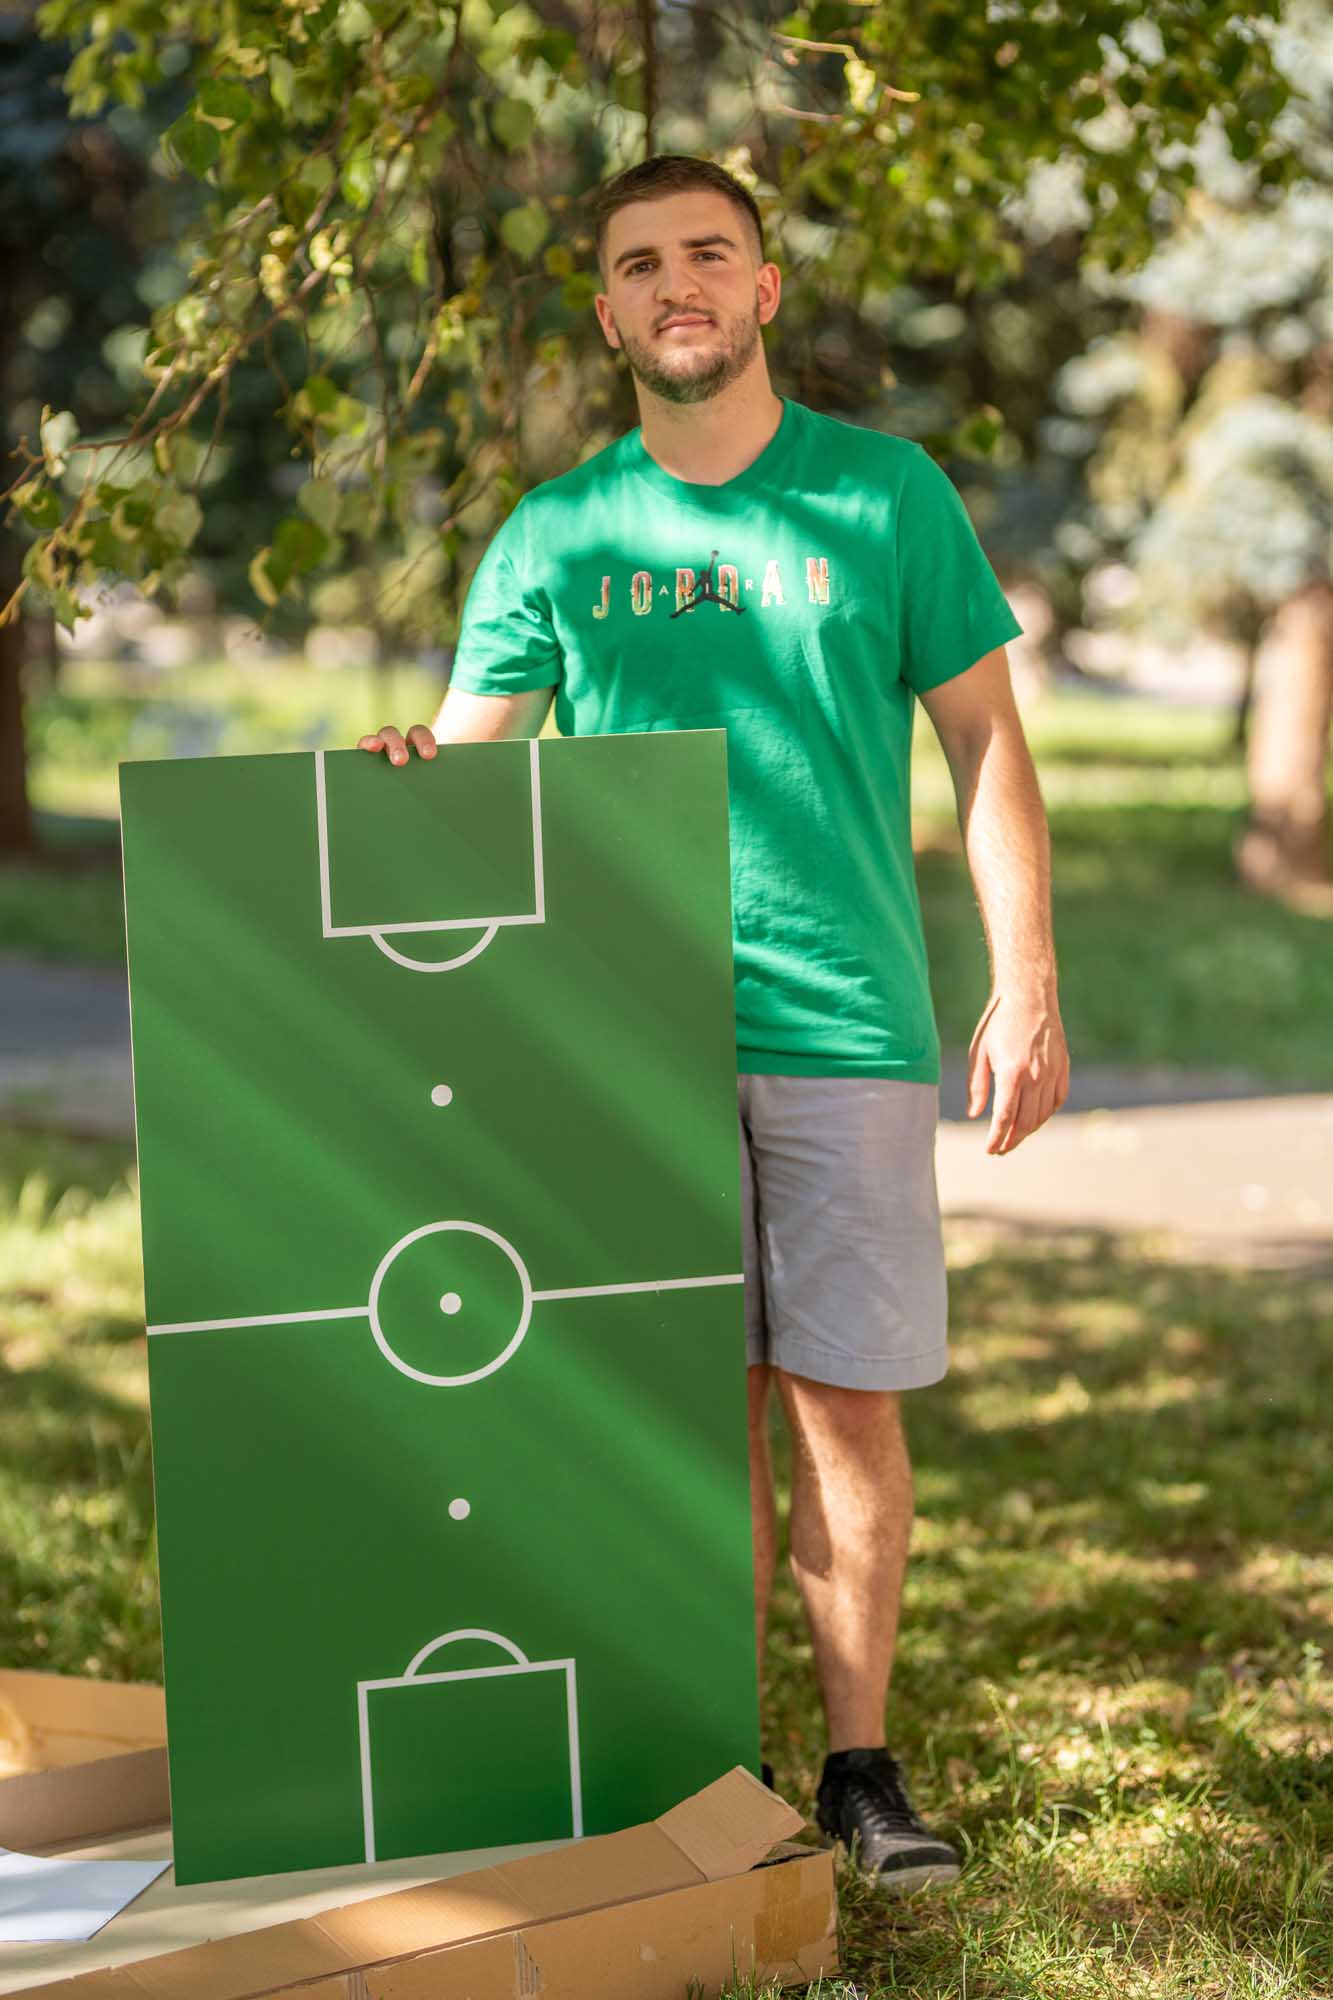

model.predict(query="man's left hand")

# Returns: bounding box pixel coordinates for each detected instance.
[967,989,1070,1155]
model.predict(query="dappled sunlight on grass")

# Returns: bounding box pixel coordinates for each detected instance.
[0,1151,146,1385]
[759,1227,1332,1996]
[960,1367,1222,1433]
[0,1130,157,1680]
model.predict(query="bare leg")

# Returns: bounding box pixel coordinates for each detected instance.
[775,1370,913,1751]
[748,1361,777,1691]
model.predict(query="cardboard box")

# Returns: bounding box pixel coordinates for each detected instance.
[0,1672,169,1853]
[0,1675,838,1998]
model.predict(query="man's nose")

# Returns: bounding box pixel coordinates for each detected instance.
[654,259,703,305]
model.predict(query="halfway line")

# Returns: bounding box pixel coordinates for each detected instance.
[531,1274,744,1302]
[147,1306,369,1336]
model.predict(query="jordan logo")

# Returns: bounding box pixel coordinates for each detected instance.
[670,550,745,618]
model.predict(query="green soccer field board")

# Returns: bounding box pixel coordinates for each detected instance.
[118,730,759,1886]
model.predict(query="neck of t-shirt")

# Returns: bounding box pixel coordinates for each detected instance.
[628,395,798,510]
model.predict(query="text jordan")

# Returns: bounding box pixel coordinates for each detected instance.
[591,557,832,619]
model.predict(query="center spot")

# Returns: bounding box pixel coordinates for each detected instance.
[440,1291,462,1315]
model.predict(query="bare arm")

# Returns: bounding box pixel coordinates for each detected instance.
[357,683,555,761]
[917,646,1070,1154]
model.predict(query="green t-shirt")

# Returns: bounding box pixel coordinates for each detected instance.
[448,394,1023,1081]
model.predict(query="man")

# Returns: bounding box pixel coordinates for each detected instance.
[359,153,1070,1892]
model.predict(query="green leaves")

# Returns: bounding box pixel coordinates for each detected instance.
[268,54,295,110]
[249,513,330,606]
[11,463,210,631]
[275,514,328,571]
[294,374,339,419]
[21,0,1311,675]
[291,376,367,436]
[560,271,598,311]
[39,407,79,477]
[14,482,63,531]
[490,97,534,152]
[334,0,374,45]
[500,200,548,261]
[517,27,577,74]
[297,478,342,536]
[197,77,253,127]
[247,550,284,608]
[156,490,204,549]
[50,585,87,634]
[955,410,1003,459]
[340,148,376,212]
[166,110,220,178]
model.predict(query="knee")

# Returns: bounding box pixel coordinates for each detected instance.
[777,1369,901,1439]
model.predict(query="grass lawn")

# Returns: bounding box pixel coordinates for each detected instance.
[3,1125,1329,1998]
[6,663,1333,1086]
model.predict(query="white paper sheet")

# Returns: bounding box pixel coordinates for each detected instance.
[0,1846,171,1944]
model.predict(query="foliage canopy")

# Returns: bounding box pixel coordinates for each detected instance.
[5,0,1306,647]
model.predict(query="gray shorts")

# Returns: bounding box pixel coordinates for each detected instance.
[738,1073,948,1392]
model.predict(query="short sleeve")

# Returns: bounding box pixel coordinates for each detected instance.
[896,444,1023,694]
[447,500,563,696]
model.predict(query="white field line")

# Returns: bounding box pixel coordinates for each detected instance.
[148,1273,744,1336]
[315,744,546,938]
[530,1274,744,1302]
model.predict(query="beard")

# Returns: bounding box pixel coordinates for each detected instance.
[613,298,763,405]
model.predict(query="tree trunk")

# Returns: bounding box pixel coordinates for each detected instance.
[637,0,658,157]
[1231,641,1256,754]
[0,532,36,860]
[1234,579,1333,912]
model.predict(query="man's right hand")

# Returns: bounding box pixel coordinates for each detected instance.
[356,724,438,766]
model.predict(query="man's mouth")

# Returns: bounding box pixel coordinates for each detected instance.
[657,316,713,333]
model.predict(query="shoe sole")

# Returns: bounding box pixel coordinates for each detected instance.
[817,1831,961,1895]
[867,1859,961,1894]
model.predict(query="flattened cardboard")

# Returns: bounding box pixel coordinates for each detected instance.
[0,1675,164,1771]
[4,1763,837,2000]
[366,1848,838,2000]
[0,1676,168,1854]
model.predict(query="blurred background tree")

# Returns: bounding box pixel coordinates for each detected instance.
[1048,1,1333,908]
[0,12,168,855]
[1,0,1318,890]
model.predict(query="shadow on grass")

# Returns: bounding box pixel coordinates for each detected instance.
[758,1227,1332,1994]
[29,809,123,856]
[0,828,127,966]
[0,1355,149,1490]
[912,1235,1330,1689]
[0,1351,158,1679]
[0,1127,136,1209]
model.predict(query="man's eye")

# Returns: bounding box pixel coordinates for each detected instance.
[627,251,723,275]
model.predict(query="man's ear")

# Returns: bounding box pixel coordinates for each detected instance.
[757,260,782,328]
[593,293,621,349]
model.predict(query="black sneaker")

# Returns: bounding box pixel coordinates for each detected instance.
[816,1747,960,1892]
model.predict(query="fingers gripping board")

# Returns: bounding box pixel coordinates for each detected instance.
[118,731,758,1884]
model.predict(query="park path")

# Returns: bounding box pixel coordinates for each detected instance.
[2,952,1330,1268]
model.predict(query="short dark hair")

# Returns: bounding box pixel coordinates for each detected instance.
[591,154,766,278]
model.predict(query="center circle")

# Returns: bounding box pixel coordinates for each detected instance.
[367,1221,533,1389]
